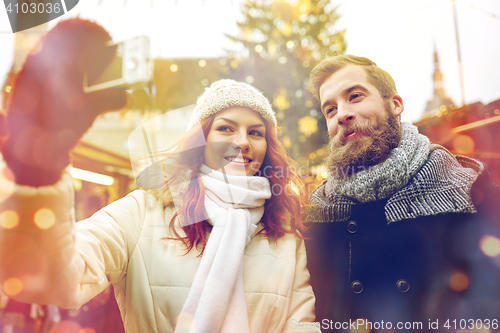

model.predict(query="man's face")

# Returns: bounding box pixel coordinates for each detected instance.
[319,65,404,175]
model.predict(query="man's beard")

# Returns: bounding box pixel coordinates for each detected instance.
[326,109,402,178]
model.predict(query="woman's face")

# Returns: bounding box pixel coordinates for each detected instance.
[204,107,267,176]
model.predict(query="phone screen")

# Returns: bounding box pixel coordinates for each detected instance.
[86,44,123,87]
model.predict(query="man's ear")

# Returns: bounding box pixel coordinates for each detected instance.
[391,95,404,117]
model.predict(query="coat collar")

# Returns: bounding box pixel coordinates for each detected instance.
[307,146,484,224]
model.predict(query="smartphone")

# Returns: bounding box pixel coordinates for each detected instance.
[83,35,153,93]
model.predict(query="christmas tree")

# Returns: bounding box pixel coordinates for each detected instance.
[226,0,346,162]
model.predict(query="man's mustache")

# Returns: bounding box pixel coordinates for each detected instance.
[332,121,378,146]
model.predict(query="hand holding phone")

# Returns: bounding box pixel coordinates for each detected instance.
[1,18,128,186]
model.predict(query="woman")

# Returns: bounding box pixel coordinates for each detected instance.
[134,79,317,332]
[0,20,318,332]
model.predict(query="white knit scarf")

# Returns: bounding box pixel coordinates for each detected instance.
[326,122,431,203]
[175,165,271,333]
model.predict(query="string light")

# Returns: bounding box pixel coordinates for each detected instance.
[71,168,114,186]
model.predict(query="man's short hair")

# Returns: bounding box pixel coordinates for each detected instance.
[308,55,398,103]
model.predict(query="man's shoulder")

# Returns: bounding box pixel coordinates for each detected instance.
[428,146,500,200]
[306,147,500,224]
[393,147,500,219]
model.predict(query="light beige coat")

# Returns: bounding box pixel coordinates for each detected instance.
[0,170,319,332]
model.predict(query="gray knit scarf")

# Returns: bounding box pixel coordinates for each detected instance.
[308,122,483,223]
[327,122,430,203]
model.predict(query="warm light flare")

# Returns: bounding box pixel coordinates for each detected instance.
[34,208,56,229]
[0,210,19,229]
[70,168,114,186]
[453,134,475,155]
[480,235,500,257]
[3,277,23,296]
[449,271,469,292]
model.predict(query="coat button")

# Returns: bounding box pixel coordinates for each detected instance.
[351,280,363,294]
[347,221,358,233]
[396,279,410,293]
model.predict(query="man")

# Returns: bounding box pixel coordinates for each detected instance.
[304,55,500,332]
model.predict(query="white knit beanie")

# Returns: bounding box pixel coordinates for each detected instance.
[186,79,277,131]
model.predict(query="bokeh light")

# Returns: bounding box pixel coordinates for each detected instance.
[449,271,469,292]
[34,208,56,229]
[480,235,500,257]
[3,277,23,296]
[298,116,318,137]
[282,136,292,148]
[0,210,19,229]
[453,134,475,155]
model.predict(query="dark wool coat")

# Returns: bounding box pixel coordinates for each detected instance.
[305,152,500,332]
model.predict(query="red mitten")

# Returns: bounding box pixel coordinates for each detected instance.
[2,18,127,186]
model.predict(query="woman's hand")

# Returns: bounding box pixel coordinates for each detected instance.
[1,18,127,186]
